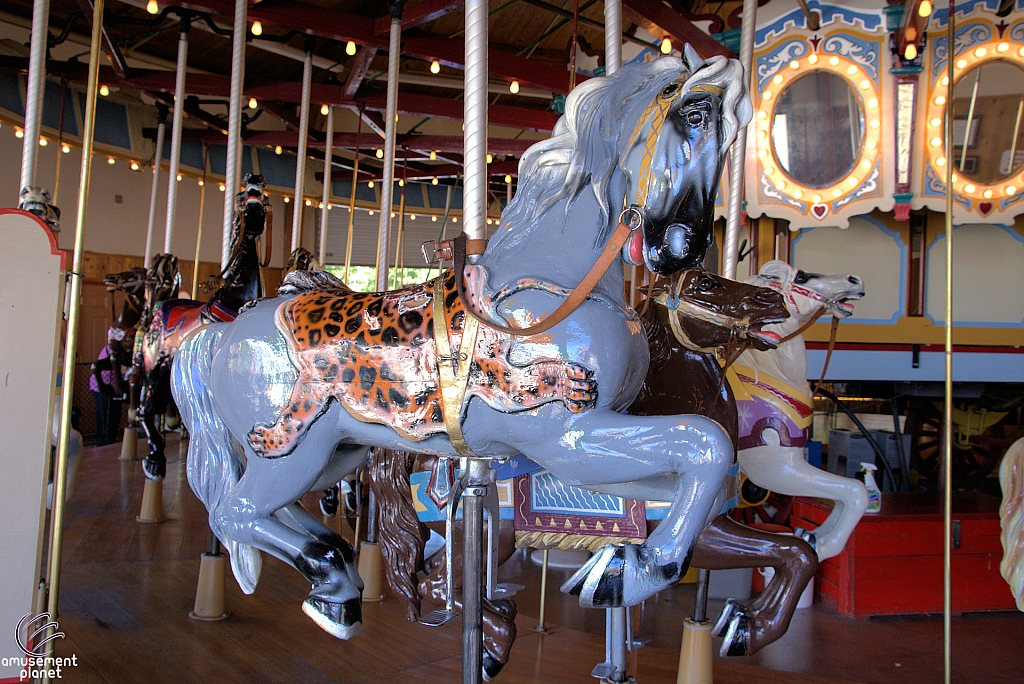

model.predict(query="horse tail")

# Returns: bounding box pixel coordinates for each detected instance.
[367,447,426,622]
[173,326,262,594]
[999,437,1024,611]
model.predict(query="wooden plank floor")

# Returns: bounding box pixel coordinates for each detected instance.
[49,438,1019,683]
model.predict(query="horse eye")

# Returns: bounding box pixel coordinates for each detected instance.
[686,110,705,126]
[661,83,680,98]
[698,277,716,292]
[794,271,810,284]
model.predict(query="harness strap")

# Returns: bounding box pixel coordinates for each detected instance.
[432,276,481,458]
[451,221,633,337]
[778,308,827,344]
[811,316,840,398]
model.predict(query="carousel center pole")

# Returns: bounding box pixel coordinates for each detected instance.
[45,0,104,663]
[343,112,362,283]
[164,15,190,255]
[19,0,49,197]
[145,112,167,268]
[319,106,334,266]
[942,4,955,682]
[292,39,314,253]
[722,0,757,280]
[221,0,247,269]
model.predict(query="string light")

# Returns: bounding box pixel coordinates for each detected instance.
[368,180,375,188]
[431,177,438,185]
[509,80,520,94]
[430,59,440,74]
[198,179,204,186]
[14,128,22,138]
[38,137,47,146]
[660,38,672,54]
[410,214,416,220]
[346,41,357,56]
[486,153,493,163]
[505,174,512,183]
[248,97,257,109]
[176,173,182,181]
[919,1,932,16]
[305,198,312,206]
[398,179,404,186]
[904,44,918,61]
[375,148,383,159]
[283,195,289,202]
[429,150,437,160]
[63,144,71,154]
[251,20,262,36]
[146,0,159,14]
[275,145,282,155]
[107,157,115,165]
[452,217,457,223]
[320,104,329,115]
[100,85,109,96]
[219,183,226,192]
[431,215,437,222]
[368,209,374,216]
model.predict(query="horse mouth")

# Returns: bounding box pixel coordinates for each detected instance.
[746,327,781,350]
[833,293,863,317]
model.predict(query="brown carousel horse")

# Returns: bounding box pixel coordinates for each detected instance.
[371,268,815,675]
[137,173,270,480]
[99,267,149,405]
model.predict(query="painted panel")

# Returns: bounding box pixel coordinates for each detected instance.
[807,348,1024,382]
[926,223,1024,325]
[791,216,905,323]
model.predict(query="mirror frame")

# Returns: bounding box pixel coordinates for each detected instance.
[925,40,1024,201]
[755,52,882,207]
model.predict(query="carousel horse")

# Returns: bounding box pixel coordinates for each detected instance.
[172,52,751,653]
[722,261,867,563]
[998,437,1024,611]
[372,267,810,673]
[138,173,269,480]
[101,266,150,408]
[285,247,317,273]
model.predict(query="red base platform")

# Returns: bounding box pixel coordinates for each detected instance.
[792,492,1017,618]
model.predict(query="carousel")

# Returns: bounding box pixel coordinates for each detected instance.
[1,0,1023,683]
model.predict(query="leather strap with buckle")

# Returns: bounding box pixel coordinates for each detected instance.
[423,237,488,265]
[432,276,481,458]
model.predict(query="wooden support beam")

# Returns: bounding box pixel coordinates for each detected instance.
[375,0,465,35]
[621,0,731,58]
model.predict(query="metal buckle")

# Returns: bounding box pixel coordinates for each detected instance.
[619,204,645,230]
[421,239,455,265]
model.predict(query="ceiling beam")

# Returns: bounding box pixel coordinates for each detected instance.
[621,0,731,58]
[78,0,131,78]
[375,0,465,35]
[344,46,378,98]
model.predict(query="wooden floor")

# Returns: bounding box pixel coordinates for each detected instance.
[50,437,1023,683]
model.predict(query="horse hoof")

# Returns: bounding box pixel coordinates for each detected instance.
[302,598,362,640]
[482,652,505,682]
[320,487,339,517]
[560,545,629,608]
[143,455,165,481]
[712,599,740,637]
[719,612,750,657]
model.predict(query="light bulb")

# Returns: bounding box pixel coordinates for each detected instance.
[904,44,917,61]
[107,157,115,165]
[486,153,493,164]
[398,179,404,186]
[505,174,512,183]
[368,210,374,216]
[248,97,257,109]
[283,195,289,202]
[15,129,23,138]
[390,212,395,218]
[219,183,226,192]
[919,1,932,16]
[321,104,329,115]
[198,179,204,186]
[509,80,520,94]
[431,215,437,222]
[130,161,140,170]
[410,214,416,220]
[251,20,262,36]
[63,144,71,154]
[305,198,312,206]
[346,41,357,56]
[431,177,438,185]
[452,217,457,223]
[368,180,374,188]
[147,0,159,14]
[100,84,109,96]
[375,148,383,159]
[430,59,440,74]
[275,145,282,155]
[38,137,47,146]
[430,150,437,160]
[660,38,672,54]
[176,173,182,181]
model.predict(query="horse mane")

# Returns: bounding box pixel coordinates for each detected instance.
[490,51,750,252]
[277,269,351,296]
[1000,438,1024,611]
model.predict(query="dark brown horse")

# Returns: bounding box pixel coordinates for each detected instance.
[371,268,814,674]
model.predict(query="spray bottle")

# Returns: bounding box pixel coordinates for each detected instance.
[860,462,881,513]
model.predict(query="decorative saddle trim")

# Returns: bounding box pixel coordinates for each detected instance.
[431,276,481,457]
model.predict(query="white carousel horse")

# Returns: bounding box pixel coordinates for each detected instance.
[999,436,1024,611]
[729,261,867,560]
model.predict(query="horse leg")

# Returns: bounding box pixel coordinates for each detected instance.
[691,515,816,656]
[277,502,363,601]
[141,362,172,480]
[498,408,732,607]
[738,434,868,560]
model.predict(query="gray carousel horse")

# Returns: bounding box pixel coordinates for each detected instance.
[172,52,751,650]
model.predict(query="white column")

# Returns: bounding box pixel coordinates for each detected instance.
[604,0,621,76]
[20,0,50,195]
[319,106,334,265]
[292,47,313,252]
[376,15,402,291]
[144,120,166,268]
[722,0,757,279]
[463,0,488,243]
[222,0,248,269]
[164,22,189,255]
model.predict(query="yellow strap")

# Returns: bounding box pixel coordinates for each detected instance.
[432,277,480,457]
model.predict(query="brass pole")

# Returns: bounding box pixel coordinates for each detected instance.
[958,66,981,171]
[943,3,955,683]
[343,113,362,284]
[46,0,104,629]
[191,143,209,300]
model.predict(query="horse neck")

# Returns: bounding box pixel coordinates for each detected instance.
[116,297,141,329]
[480,194,625,303]
[217,234,263,313]
[736,302,821,395]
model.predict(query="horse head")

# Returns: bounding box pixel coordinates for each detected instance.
[654,269,789,353]
[286,247,316,273]
[750,261,865,322]
[104,267,147,326]
[236,173,268,237]
[146,253,181,308]
[19,185,60,232]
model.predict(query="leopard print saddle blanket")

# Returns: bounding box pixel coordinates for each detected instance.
[248,270,597,458]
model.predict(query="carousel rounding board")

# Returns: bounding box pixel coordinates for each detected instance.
[792,492,1016,617]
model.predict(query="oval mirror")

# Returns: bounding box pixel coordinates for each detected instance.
[771,71,865,188]
[950,60,1024,184]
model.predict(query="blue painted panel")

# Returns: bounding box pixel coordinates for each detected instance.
[42,79,77,137]
[162,138,205,170]
[79,94,131,149]
[209,144,227,175]
[391,182,426,207]
[331,178,353,199]
[807,349,1024,383]
[254,147,295,187]
[427,183,450,209]
[0,73,24,116]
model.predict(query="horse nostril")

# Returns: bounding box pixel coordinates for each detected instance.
[848,275,861,285]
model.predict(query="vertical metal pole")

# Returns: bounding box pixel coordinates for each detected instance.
[20,0,49,195]
[463,0,488,245]
[344,114,362,283]
[609,606,628,681]
[462,458,489,684]
[191,144,209,299]
[365,485,379,543]
[376,5,402,291]
[722,0,757,279]
[943,5,955,683]
[47,0,104,626]
[535,548,550,632]
[604,0,621,75]
[144,120,166,268]
[292,45,314,252]
[319,106,334,266]
[694,568,710,622]
[164,20,190,255]
[222,0,247,269]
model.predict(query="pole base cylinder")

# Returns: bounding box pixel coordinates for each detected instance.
[357,542,384,602]
[676,618,713,684]
[137,478,165,523]
[189,553,230,621]
[119,427,139,461]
